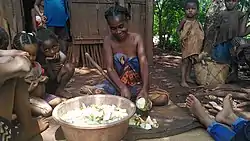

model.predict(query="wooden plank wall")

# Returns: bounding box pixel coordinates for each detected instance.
[0,0,24,42]
[68,0,153,67]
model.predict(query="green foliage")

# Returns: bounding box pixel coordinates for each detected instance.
[154,0,250,51]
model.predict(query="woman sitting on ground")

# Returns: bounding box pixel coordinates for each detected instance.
[82,4,169,106]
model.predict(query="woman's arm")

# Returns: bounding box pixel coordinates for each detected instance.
[0,49,28,57]
[31,9,37,32]
[136,34,149,95]
[34,0,43,17]
[177,19,186,35]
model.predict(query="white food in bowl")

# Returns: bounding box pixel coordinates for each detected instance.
[61,104,129,126]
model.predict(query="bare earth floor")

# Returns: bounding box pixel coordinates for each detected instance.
[139,128,213,141]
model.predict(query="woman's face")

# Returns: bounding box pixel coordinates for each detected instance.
[107,15,129,41]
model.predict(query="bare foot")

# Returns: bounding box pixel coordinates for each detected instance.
[215,94,238,126]
[19,117,49,141]
[181,82,189,88]
[186,94,214,127]
[37,117,49,132]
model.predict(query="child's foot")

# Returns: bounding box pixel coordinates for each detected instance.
[19,117,49,141]
[215,94,238,125]
[48,97,62,108]
[186,94,214,127]
[180,81,189,88]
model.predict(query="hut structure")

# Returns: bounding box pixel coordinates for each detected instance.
[0,0,153,67]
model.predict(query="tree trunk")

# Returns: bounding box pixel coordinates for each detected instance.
[158,10,163,48]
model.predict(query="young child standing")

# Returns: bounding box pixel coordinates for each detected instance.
[36,28,75,98]
[177,0,204,87]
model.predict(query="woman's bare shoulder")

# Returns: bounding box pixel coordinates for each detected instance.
[128,32,143,42]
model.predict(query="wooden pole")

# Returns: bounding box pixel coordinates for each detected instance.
[85,53,121,93]
[146,0,154,65]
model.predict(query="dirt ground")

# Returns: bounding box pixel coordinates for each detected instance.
[139,128,213,141]
[32,48,250,141]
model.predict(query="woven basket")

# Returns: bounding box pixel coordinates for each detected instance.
[194,61,230,86]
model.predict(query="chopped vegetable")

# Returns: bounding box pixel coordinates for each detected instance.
[129,114,159,130]
[136,98,152,111]
[61,104,128,126]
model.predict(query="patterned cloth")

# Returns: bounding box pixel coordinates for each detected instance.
[93,53,169,101]
[0,117,14,141]
[24,62,47,92]
[95,53,141,97]
[180,19,204,59]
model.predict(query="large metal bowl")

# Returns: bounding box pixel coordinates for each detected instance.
[52,95,136,141]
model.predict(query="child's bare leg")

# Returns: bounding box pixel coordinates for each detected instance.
[186,59,195,84]
[0,79,16,121]
[59,39,68,55]
[216,94,238,126]
[48,97,62,108]
[14,78,49,141]
[55,63,75,98]
[30,96,53,117]
[181,58,189,87]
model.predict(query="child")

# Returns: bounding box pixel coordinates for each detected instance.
[177,0,204,87]
[31,0,45,32]
[36,27,75,98]
[0,27,49,141]
[82,4,168,106]
[12,31,64,117]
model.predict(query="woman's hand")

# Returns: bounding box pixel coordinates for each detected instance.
[10,50,29,57]
[120,87,131,99]
[137,88,148,100]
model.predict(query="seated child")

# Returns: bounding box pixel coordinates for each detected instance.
[82,4,168,106]
[36,27,75,98]
[12,31,64,117]
[177,0,204,87]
